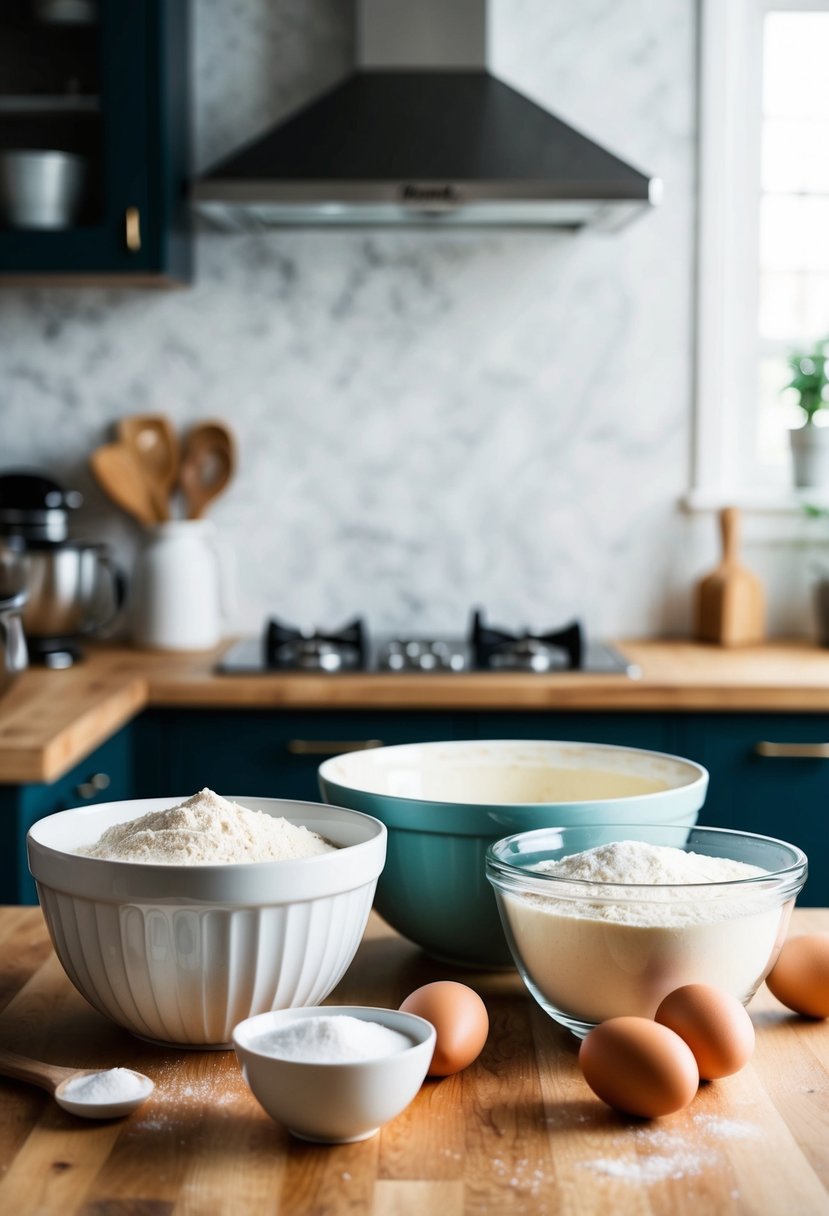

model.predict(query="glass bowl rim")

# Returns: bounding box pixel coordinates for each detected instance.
[485,822,808,894]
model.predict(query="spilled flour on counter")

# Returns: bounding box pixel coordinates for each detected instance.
[583,1151,713,1183]
[78,788,337,864]
[580,1111,764,1184]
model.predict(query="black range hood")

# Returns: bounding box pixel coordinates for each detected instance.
[192,1,660,231]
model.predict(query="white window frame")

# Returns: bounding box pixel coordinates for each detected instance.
[691,0,829,515]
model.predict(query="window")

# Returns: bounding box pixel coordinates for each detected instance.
[693,0,829,508]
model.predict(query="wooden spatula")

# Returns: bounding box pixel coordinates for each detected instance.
[89,442,159,527]
[116,415,179,522]
[179,421,236,519]
[694,507,766,646]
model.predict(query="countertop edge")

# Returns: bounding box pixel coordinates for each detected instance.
[4,638,829,786]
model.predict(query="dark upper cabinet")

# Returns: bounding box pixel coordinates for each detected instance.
[0,0,191,283]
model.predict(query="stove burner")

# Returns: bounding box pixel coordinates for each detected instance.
[265,616,366,672]
[217,609,638,677]
[471,610,583,671]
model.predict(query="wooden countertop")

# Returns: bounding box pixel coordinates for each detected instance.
[1,907,827,1216]
[4,638,829,783]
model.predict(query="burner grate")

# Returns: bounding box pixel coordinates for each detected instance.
[265,616,366,671]
[471,610,583,671]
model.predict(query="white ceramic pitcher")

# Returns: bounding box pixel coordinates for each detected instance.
[131,520,225,650]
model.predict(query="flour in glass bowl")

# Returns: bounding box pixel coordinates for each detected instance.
[77,789,337,864]
[500,839,790,1025]
[528,840,769,925]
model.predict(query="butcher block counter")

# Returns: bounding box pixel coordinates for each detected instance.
[3,638,829,784]
[0,907,827,1216]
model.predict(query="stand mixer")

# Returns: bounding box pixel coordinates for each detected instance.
[0,470,125,667]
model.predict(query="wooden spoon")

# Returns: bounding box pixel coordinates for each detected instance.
[179,421,236,519]
[89,442,159,527]
[0,1047,153,1120]
[116,414,179,522]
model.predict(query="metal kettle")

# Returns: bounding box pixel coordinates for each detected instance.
[0,470,125,668]
[0,536,28,697]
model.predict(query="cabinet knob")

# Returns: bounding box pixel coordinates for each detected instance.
[286,740,384,756]
[74,772,112,799]
[125,207,142,252]
[756,741,829,759]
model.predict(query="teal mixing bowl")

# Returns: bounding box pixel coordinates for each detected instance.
[318,740,708,968]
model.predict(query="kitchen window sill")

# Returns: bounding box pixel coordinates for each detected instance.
[680,488,829,543]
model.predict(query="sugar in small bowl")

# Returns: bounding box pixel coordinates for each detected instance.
[233,1006,436,1143]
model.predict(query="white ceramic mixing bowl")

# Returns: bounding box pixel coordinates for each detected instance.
[27,797,386,1048]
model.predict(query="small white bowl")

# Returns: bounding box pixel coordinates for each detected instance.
[27,797,386,1048]
[233,1006,436,1143]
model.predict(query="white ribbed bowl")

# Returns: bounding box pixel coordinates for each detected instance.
[27,797,386,1048]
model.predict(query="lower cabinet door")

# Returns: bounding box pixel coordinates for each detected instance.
[0,726,133,906]
[140,709,462,804]
[468,712,677,752]
[679,714,829,908]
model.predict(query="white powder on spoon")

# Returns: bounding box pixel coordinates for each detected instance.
[61,1068,150,1103]
[78,789,337,864]
[252,1016,413,1063]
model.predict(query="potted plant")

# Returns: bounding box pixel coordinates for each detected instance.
[786,339,829,487]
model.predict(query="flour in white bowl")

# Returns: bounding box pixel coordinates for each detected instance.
[78,789,337,864]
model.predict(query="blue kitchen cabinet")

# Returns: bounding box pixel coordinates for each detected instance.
[6,706,828,911]
[0,0,190,281]
[135,709,466,804]
[0,723,133,905]
[137,708,677,805]
[677,714,829,908]
[469,711,678,751]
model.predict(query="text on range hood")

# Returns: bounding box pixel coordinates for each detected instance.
[192,1,661,230]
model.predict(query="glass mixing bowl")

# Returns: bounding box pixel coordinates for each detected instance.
[485,823,807,1038]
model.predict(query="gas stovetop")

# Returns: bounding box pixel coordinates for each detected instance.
[217,611,641,677]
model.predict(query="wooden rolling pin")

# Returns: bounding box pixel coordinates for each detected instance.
[694,506,766,646]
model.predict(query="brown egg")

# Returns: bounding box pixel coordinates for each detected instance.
[399,981,489,1076]
[579,1016,699,1118]
[766,933,829,1018]
[655,984,755,1080]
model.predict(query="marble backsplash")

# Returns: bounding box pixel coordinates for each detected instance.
[0,0,810,639]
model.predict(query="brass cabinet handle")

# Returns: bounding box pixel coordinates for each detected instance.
[74,772,112,799]
[286,739,384,756]
[756,741,829,759]
[125,207,142,252]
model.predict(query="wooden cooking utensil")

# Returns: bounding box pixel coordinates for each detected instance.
[116,414,179,522]
[179,421,236,519]
[0,1047,153,1119]
[694,506,766,646]
[89,442,159,527]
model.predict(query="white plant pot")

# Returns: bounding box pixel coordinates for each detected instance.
[789,424,829,488]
